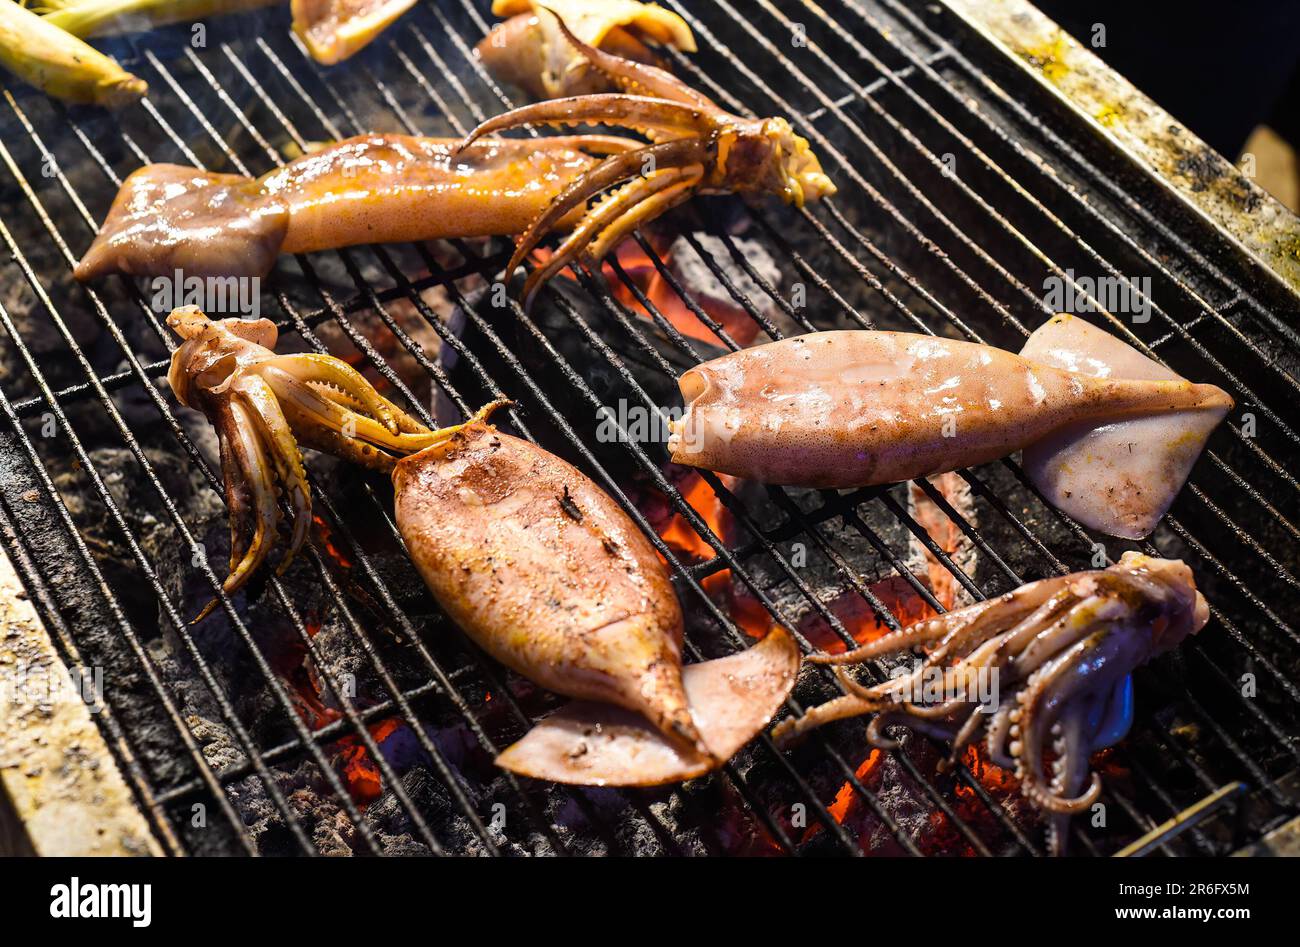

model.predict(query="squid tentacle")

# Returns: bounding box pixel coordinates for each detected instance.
[262,366,448,455]
[807,617,952,666]
[217,433,249,577]
[577,169,701,265]
[983,590,1081,668]
[984,700,1018,769]
[545,133,654,155]
[235,374,312,574]
[931,584,1072,669]
[831,663,975,726]
[1012,632,1113,815]
[529,174,702,311]
[192,396,281,624]
[525,174,703,309]
[545,8,719,111]
[1046,695,1096,855]
[773,554,1204,852]
[166,308,511,620]
[456,94,714,151]
[832,665,907,710]
[865,714,900,749]
[1009,595,1120,678]
[505,138,707,281]
[455,14,833,304]
[260,353,405,435]
[943,704,990,769]
[519,163,699,302]
[770,692,876,747]
[309,382,427,435]
[867,712,959,748]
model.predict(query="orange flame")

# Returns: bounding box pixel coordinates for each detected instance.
[282,615,404,807]
[642,469,950,650]
[311,514,353,570]
[534,237,764,347]
[336,719,403,805]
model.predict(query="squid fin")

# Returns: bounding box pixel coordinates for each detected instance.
[292,0,418,65]
[1020,314,1232,539]
[495,629,799,786]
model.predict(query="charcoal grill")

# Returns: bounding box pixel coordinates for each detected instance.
[1,0,1298,857]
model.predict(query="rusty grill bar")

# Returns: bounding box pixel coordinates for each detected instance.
[0,0,1298,856]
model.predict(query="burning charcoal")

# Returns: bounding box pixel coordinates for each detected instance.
[666,230,796,345]
[906,473,980,612]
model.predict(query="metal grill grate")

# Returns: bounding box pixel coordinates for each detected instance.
[0,0,1298,856]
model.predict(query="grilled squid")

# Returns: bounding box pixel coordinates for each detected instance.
[458,15,836,307]
[74,133,639,281]
[669,315,1234,539]
[291,0,417,65]
[166,306,798,786]
[773,552,1209,855]
[477,0,696,99]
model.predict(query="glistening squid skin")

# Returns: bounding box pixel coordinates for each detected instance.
[291,0,418,65]
[74,133,640,281]
[668,315,1234,539]
[772,552,1209,855]
[165,307,798,786]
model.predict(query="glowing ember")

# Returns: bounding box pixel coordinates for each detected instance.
[639,468,945,649]
[653,468,735,564]
[635,459,1015,853]
[336,719,404,805]
[533,237,764,347]
[281,615,405,807]
[311,514,353,570]
[908,473,971,612]
[826,749,882,825]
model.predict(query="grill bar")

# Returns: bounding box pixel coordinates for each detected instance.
[0,0,1295,856]
[3,72,530,855]
[669,0,1300,743]
[426,0,1021,852]
[431,0,1191,851]
[0,131,390,856]
[631,0,1300,841]
[253,33,815,854]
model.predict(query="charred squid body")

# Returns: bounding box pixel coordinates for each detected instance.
[772,552,1208,855]
[395,422,797,785]
[76,133,641,281]
[167,307,797,786]
[457,14,836,307]
[669,316,1234,539]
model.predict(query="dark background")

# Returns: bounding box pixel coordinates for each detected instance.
[1037,0,1300,158]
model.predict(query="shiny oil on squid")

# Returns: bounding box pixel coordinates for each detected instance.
[165,306,797,787]
[74,133,643,281]
[669,315,1234,539]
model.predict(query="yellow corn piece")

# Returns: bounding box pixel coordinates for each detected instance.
[0,0,144,107]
